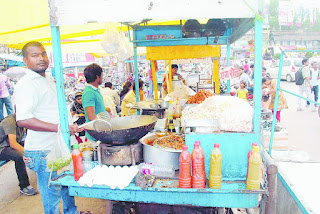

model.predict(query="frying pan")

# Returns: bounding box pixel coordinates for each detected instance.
[82,115,158,145]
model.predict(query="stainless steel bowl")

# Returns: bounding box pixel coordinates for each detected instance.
[139,133,181,170]
[160,101,169,108]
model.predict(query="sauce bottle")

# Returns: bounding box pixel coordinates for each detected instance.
[209,143,222,189]
[196,141,206,178]
[191,141,206,188]
[72,144,84,181]
[247,143,258,179]
[179,145,191,188]
[246,146,262,190]
[167,100,176,132]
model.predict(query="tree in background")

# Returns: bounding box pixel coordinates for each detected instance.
[269,0,280,31]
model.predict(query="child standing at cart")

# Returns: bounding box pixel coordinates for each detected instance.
[236,80,249,101]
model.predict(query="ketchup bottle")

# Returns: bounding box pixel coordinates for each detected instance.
[72,144,84,181]
[191,141,206,188]
[179,145,191,188]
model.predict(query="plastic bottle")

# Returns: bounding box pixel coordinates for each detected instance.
[138,163,175,177]
[174,98,182,119]
[209,143,222,189]
[191,141,206,188]
[72,144,84,181]
[167,100,176,132]
[247,143,258,179]
[246,146,262,190]
[179,145,191,188]
[195,141,206,178]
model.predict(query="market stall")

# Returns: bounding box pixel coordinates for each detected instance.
[48,0,266,211]
[0,0,269,211]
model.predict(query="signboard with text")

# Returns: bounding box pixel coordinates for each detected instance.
[220,66,239,81]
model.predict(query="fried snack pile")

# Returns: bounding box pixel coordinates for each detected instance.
[187,89,214,104]
[153,134,185,150]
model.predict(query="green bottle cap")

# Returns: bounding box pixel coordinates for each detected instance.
[73,144,79,149]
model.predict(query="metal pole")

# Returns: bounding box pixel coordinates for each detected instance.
[227,40,231,94]
[50,25,71,147]
[133,44,140,103]
[261,150,278,214]
[253,19,263,143]
[269,52,284,156]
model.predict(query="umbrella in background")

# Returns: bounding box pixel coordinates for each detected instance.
[3,67,29,81]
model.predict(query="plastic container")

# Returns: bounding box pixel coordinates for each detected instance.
[247,143,258,179]
[191,141,206,188]
[209,143,222,189]
[196,141,206,178]
[138,163,175,177]
[246,146,262,190]
[179,145,191,188]
[72,144,84,181]
[82,150,93,161]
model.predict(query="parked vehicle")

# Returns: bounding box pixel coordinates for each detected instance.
[267,58,302,82]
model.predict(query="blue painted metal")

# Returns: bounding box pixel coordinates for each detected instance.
[186,133,256,180]
[227,40,231,94]
[50,26,71,147]
[51,173,261,208]
[134,25,182,40]
[134,36,229,47]
[280,88,320,105]
[253,19,263,144]
[269,52,284,156]
[278,173,309,214]
[133,45,140,103]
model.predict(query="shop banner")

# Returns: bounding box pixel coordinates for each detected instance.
[220,67,239,81]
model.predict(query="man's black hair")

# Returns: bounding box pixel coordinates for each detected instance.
[262,77,271,83]
[250,64,254,68]
[172,64,178,69]
[133,80,144,89]
[302,58,309,65]
[22,41,44,57]
[262,67,267,71]
[84,63,102,83]
[105,82,112,88]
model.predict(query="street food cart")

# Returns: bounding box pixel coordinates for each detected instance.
[1,0,275,212]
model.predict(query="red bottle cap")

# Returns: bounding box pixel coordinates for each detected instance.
[252,143,257,147]
[182,145,188,150]
[194,142,200,148]
[214,143,220,148]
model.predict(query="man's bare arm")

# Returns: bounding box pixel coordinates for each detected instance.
[17,118,83,135]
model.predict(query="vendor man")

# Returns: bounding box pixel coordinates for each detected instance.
[82,63,106,141]
[161,64,186,98]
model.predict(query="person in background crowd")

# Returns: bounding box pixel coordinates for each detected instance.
[238,66,253,92]
[101,82,120,106]
[0,73,14,120]
[121,80,146,117]
[70,92,85,138]
[244,60,249,72]
[297,58,314,111]
[262,67,269,78]
[119,81,133,102]
[15,41,83,214]
[148,68,154,97]
[0,114,37,196]
[161,64,186,98]
[249,64,254,79]
[262,77,288,122]
[306,61,319,107]
[236,80,249,101]
[82,63,106,141]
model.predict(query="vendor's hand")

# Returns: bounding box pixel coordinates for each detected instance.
[69,124,84,135]
[105,107,111,112]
